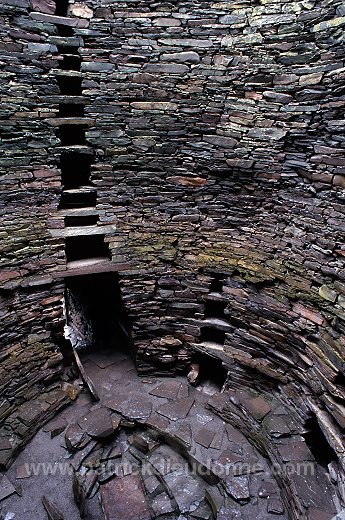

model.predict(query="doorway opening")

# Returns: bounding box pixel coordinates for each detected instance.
[65,235,110,263]
[189,351,227,394]
[303,413,337,468]
[64,273,132,354]
[201,326,226,345]
[204,299,227,318]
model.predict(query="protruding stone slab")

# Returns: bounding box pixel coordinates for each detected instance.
[79,408,116,439]
[100,474,151,520]
[224,475,250,502]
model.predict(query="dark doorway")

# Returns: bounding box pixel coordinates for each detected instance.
[65,235,110,263]
[201,326,226,345]
[191,351,227,392]
[64,273,132,354]
[303,413,337,468]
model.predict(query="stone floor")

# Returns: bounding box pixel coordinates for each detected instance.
[1,350,290,520]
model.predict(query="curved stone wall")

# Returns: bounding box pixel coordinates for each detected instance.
[0,0,344,516]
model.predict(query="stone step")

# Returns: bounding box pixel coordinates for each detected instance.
[191,342,225,353]
[52,69,83,78]
[57,207,100,217]
[47,117,94,127]
[43,96,89,105]
[50,225,114,238]
[196,318,232,331]
[55,145,93,155]
[30,12,86,28]
[49,36,84,47]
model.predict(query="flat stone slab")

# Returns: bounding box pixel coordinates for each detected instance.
[194,426,216,448]
[151,492,175,515]
[0,474,16,501]
[277,438,314,462]
[79,408,116,439]
[0,439,12,451]
[149,380,182,399]
[216,450,244,466]
[146,413,171,432]
[224,424,248,445]
[121,395,152,422]
[169,422,192,448]
[92,352,128,369]
[16,464,32,479]
[267,497,285,514]
[100,474,151,520]
[65,423,89,451]
[157,397,195,421]
[164,470,205,513]
[242,396,271,422]
[224,475,250,502]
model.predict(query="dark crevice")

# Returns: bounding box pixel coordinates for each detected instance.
[65,235,111,262]
[59,55,82,71]
[60,152,92,188]
[59,190,97,209]
[57,76,82,95]
[209,276,224,293]
[56,25,74,37]
[192,352,227,391]
[64,273,132,352]
[204,300,227,318]
[303,414,337,468]
[201,327,226,344]
[59,104,85,117]
[334,372,345,391]
[65,215,99,227]
[58,125,86,146]
[55,0,69,17]
[58,46,80,55]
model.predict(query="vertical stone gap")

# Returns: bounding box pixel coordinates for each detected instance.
[303,414,337,468]
[64,273,132,354]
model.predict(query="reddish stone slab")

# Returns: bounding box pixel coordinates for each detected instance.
[100,474,151,520]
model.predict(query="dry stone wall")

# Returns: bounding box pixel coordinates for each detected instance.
[0,0,344,513]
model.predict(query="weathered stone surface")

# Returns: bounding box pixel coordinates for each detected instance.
[0,475,16,501]
[225,476,250,502]
[78,408,115,439]
[100,474,151,520]
[1,0,345,516]
[157,397,195,421]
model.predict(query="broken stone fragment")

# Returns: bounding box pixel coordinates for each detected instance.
[65,423,89,452]
[42,496,64,520]
[188,364,201,386]
[224,475,250,502]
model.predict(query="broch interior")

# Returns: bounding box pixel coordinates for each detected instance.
[0,0,344,519]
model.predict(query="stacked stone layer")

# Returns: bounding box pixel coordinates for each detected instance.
[0,0,344,515]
